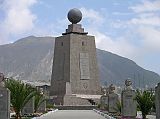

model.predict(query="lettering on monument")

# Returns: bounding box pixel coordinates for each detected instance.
[80,53,90,79]
[57,53,65,80]
[122,90,137,117]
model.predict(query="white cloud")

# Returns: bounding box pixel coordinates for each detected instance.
[88,29,136,57]
[80,7,105,27]
[126,0,160,74]
[138,26,160,52]
[130,0,160,13]
[129,2,160,26]
[129,0,160,53]
[81,7,160,74]
[81,8,137,58]
[130,14,160,26]
[0,0,37,44]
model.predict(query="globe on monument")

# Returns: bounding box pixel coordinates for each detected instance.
[67,8,82,24]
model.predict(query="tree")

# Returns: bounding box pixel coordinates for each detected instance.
[135,90,154,119]
[5,78,36,119]
[34,90,46,113]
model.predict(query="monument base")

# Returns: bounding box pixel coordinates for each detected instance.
[51,95,100,106]
[0,88,10,119]
[54,105,98,110]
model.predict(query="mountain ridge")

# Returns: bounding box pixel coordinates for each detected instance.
[0,36,159,88]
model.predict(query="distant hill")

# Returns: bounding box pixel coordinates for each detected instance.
[0,36,159,88]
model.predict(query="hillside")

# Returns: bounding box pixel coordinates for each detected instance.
[0,36,159,88]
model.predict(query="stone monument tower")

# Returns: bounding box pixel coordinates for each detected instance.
[50,8,101,105]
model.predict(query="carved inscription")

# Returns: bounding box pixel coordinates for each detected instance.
[56,53,65,80]
[80,53,90,79]
[122,91,137,117]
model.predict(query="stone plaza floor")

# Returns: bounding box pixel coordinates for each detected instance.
[36,110,106,119]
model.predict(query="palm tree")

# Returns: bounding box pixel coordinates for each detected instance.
[5,78,36,119]
[34,91,46,113]
[135,90,154,119]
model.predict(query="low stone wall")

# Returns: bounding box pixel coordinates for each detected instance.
[54,105,98,110]
[93,109,116,119]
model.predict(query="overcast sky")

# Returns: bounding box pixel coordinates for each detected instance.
[0,0,160,75]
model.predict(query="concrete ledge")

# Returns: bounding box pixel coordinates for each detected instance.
[32,109,58,119]
[93,109,116,119]
[55,105,98,110]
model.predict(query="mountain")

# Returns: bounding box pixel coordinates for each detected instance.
[0,36,159,88]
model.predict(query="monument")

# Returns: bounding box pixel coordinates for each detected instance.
[121,79,137,118]
[0,73,10,119]
[37,100,46,113]
[156,83,160,119]
[108,84,119,113]
[22,97,34,115]
[100,88,108,110]
[50,8,101,106]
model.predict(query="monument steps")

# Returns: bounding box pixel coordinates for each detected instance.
[54,105,98,110]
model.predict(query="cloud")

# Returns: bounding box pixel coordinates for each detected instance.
[80,7,105,28]
[126,0,160,74]
[88,29,136,57]
[129,0,160,27]
[130,0,160,13]
[80,8,137,58]
[128,0,160,53]
[0,0,37,44]
[80,6,160,74]
[130,14,160,26]
[138,26,160,52]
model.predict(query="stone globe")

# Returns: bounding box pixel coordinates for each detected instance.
[67,8,82,24]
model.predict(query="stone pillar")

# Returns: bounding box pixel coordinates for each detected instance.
[108,84,119,113]
[37,100,46,113]
[121,79,137,118]
[156,83,160,119]
[22,97,34,115]
[0,73,10,119]
[100,95,108,110]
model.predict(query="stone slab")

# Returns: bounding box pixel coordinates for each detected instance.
[108,93,119,113]
[122,90,137,117]
[22,97,34,115]
[0,88,10,119]
[156,83,160,119]
[37,100,46,113]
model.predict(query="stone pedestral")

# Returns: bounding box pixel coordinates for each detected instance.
[100,95,108,109]
[108,93,119,113]
[108,84,119,113]
[156,83,160,119]
[37,100,46,113]
[22,97,34,115]
[121,80,137,118]
[0,88,10,119]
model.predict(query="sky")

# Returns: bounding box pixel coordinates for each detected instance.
[0,0,160,75]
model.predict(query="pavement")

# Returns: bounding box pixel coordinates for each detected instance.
[146,115,156,119]
[137,111,156,119]
[36,110,106,119]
